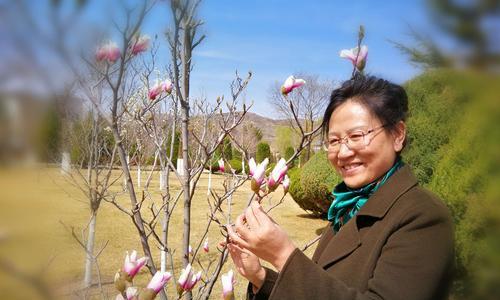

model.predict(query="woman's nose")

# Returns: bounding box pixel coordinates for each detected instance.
[337,142,354,159]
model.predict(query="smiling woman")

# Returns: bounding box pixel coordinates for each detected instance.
[226,74,454,300]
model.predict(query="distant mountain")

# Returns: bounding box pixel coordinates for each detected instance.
[239,111,323,154]
[240,112,290,144]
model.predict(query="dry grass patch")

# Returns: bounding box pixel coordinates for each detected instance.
[0,167,328,299]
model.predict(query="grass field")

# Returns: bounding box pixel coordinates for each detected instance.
[0,166,328,299]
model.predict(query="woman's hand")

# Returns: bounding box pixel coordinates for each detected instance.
[227,201,296,271]
[225,241,266,290]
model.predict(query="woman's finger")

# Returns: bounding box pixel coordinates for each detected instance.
[230,240,251,254]
[227,223,252,249]
[227,244,243,266]
[234,214,253,240]
[244,204,261,229]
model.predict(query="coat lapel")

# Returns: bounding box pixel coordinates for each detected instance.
[356,165,418,219]
[315,164,418,268]
[316,216,361,268]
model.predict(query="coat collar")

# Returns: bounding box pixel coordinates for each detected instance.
[315,164,418,268]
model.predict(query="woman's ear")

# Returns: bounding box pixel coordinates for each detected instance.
[392,121,406,152]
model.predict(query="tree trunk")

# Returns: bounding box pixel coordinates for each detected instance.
[137,163,141,188]
[181,19,193,299]
[207,166,212,195]
[115,139,168,300]
[180,105,191,266]
[83,211,97,288]
[161,112,177,272]
[113,129,157,271]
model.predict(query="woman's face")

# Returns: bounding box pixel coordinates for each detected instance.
[327,99,405,189]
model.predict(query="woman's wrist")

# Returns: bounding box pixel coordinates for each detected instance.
[250,267,266,292]
[272,243,296,272]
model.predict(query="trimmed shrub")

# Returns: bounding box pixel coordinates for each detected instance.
[288,167,307,210]
[289,151,341,217]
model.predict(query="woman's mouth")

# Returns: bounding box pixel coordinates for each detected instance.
[341,162,363,174]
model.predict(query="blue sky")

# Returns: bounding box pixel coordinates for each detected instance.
[6,0,441,118]
[146,0,435,117]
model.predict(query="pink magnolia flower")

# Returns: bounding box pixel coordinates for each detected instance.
[203,238,209,253]
[282,174,290,195]
[148,82,163,100]
[115,287,138,300]
[249,157,268,194]
[281,75,305,96]
[130,35,150,55]
[107,43,121,62]
[177,264,202,295]
[161,79,173,94]
[96,42,121,63]
[248,158,257,176]
[96,47,108,61]
[221,270,235,300]
[267,158,288,192]
[146,271,172,293]
[148,79,173,100]
[339,45,368,71]
[123,250,148,278]
[218,158,225,173]
[188,271,202,290]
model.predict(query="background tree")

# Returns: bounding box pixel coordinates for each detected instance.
[256,142,271,164]
[392,0,500,70]
[221,136,233,160]
[275,125,299,157]
[36,102,62,163]
[402,69,500,298]
[229,122,263,173]
[284,146,295,161]
[268,73,331,162]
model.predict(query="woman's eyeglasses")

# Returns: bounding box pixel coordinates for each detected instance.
[324,124,387,153]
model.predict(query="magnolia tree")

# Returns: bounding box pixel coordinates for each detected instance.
[106,18,369,298]
[103,21,319,299]
[90,0,336,294]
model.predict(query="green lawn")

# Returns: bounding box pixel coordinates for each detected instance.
[0,167,327,299]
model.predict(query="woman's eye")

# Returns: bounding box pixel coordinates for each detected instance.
[329,139,340,145]
[349,133,364,141]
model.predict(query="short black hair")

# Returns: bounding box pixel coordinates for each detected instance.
[321,74,408,149]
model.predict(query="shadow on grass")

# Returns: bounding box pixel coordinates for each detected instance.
[294,213,328,236]
[295,213,322,219]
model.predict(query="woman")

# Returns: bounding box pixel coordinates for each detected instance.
[227,75,454,300]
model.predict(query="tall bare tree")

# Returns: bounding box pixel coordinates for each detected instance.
[268,73,332,162]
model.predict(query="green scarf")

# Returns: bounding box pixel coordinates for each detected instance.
[328,159,403,232]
